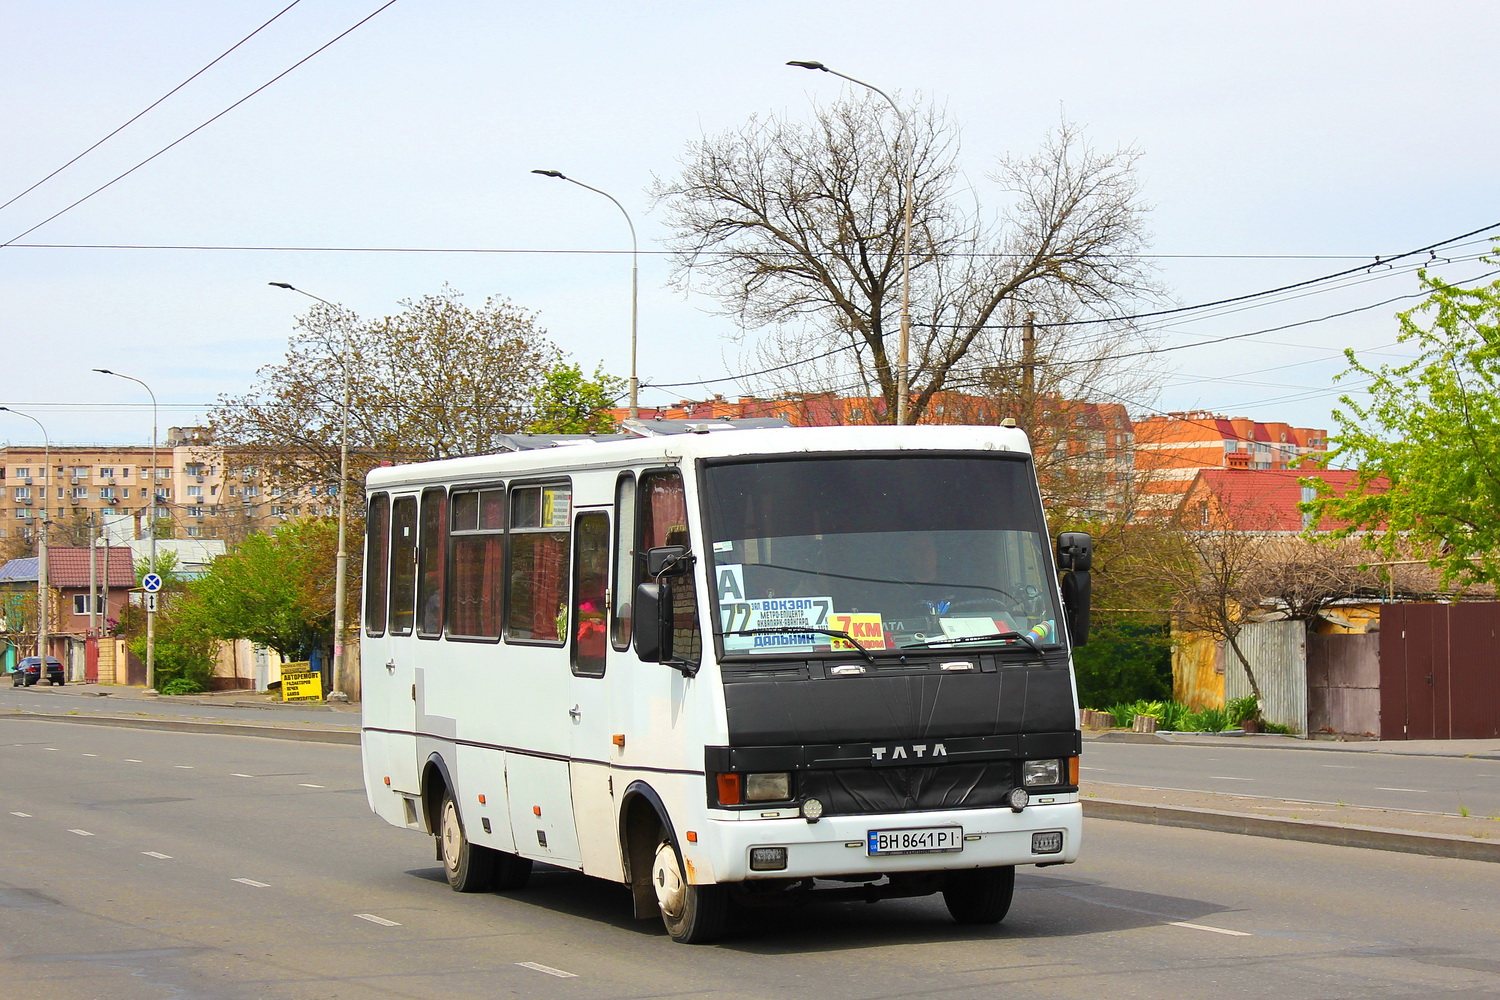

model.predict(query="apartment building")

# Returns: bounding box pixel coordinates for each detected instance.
[0,427,336,553]
[1133,411,1328,513]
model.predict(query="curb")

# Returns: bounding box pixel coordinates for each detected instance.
[1083,797,1500,864]
[3,712,359,746]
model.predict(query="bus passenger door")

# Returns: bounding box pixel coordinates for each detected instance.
[567,510,619,878]
[368,493,420,793]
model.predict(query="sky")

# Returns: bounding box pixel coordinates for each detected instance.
[2,0,1497,448]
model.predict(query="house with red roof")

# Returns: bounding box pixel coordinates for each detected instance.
[1175,468,1385,534]
[0,547,134,678]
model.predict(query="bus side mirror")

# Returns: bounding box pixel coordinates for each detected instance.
[1061,570,1091,647]
[1056,532,1092,572]
[632,581,671,662]
[646,545,691,577]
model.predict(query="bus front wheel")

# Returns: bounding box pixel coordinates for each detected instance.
[439,791,496,892]
[942,865,1015,924]
[651,840,728,944]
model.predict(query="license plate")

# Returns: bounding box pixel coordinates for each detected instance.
[866,825,963,856]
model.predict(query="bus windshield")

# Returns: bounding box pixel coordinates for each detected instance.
[702,454,1064,656]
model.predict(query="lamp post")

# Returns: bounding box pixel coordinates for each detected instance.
[788,60,916,425]
[0,407,51,683]
[94,369,158,693]
[270,282,349,700]
[531,169,639,419]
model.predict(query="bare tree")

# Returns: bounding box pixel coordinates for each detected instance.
[652,96,1159,423]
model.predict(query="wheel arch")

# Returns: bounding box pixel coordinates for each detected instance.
[618,779,679,920]
[420,752,456,836]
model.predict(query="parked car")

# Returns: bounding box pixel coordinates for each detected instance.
[12,656,64,687]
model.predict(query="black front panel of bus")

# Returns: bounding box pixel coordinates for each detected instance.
[720,660,1075,746]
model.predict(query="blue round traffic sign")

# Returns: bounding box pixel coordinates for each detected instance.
[142,573,163,593]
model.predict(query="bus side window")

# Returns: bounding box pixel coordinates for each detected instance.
[506,482,571,644]
[448,487,504,639]
[572,511,609,677]
[364,492,391,635]
[417,487,447,638]
[611,472,635,650]
[639,470,701,665]
[389,496,418,636]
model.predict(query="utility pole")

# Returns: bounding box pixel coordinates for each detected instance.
[1021,313,1037,421]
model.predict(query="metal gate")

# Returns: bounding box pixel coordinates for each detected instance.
[1380,603,1500,740]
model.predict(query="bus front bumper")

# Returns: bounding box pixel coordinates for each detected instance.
[692,799,1082,884]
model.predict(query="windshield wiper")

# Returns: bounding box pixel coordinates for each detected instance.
[900,630,1043,654]
[721,627,877,664]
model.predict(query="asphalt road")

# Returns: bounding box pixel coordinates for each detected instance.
[4,716,1499,1000]
[1084,739,1500,818]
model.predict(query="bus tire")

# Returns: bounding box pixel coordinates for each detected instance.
[439,790,496,892]
[492,851,533,891]
[942,865,1015,924]
[651,840,727,944]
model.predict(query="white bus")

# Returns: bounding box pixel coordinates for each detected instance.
[360,424,1093,943]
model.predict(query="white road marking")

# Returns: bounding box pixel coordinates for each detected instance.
[82,753,98,757]
[1081,766,1106,772]
[174,765,194,769]
[69,829,94,837]
[1210,776,1254,781]
[516,963,578,978]
[232,878,270,888]
[231,773,253,778]
[143,852,173,859]
[354,913,402,927]
[298,783,325,789]
[1376,787,1425,793]
[1321,764,1356,769]
[11,811,31,817]
[44,747,60,751]
[124,759,142,763]
[1171,921,1251,937]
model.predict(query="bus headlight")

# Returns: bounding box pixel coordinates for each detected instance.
[746,772,790,802]
[1022,758,1062,787]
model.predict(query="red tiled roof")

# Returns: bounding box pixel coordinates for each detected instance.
[1184,469,1386,532]
[39,547,137,588]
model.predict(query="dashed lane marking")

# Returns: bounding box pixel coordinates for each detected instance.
[124,759,142,763]
[517,963,578,978]
[232,878,270,888]
[298,783,325,789]
[68,829,94,837]
[1376,787,1426,793]
[1171,921,1252,937]
[143,852,173,860]
[174,765,194,769]
[231,773,253,778]
[1210,776,1254,781]
[354,913,401,927]
[11,812,31,818]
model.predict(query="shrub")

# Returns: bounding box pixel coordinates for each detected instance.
[160,676,206,696]
[1226,695,1260,725]
[1072,613,1172,708]
[1185,706,1233,733]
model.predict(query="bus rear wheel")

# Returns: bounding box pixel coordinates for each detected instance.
[942,865,1015,924]
[439,791,496,892]
[651,840,727,944]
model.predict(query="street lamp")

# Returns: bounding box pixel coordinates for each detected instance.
[270,282,350,700]
[94,368,158,693]
[531,169,640,419]
[788,60,916,425]
[0,406,51,684]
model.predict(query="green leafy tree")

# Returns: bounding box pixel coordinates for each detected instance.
[210,285,563,497]
[1306,259,1500,586]
[529,363,626,434]
[177,519,336,659]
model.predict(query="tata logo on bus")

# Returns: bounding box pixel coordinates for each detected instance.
[870,743,949,766]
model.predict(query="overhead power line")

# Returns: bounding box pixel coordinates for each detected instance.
[0,2,303,217]
[0,0,402,250]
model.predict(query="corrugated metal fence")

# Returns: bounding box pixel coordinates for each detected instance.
[1223,619,1307,734]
